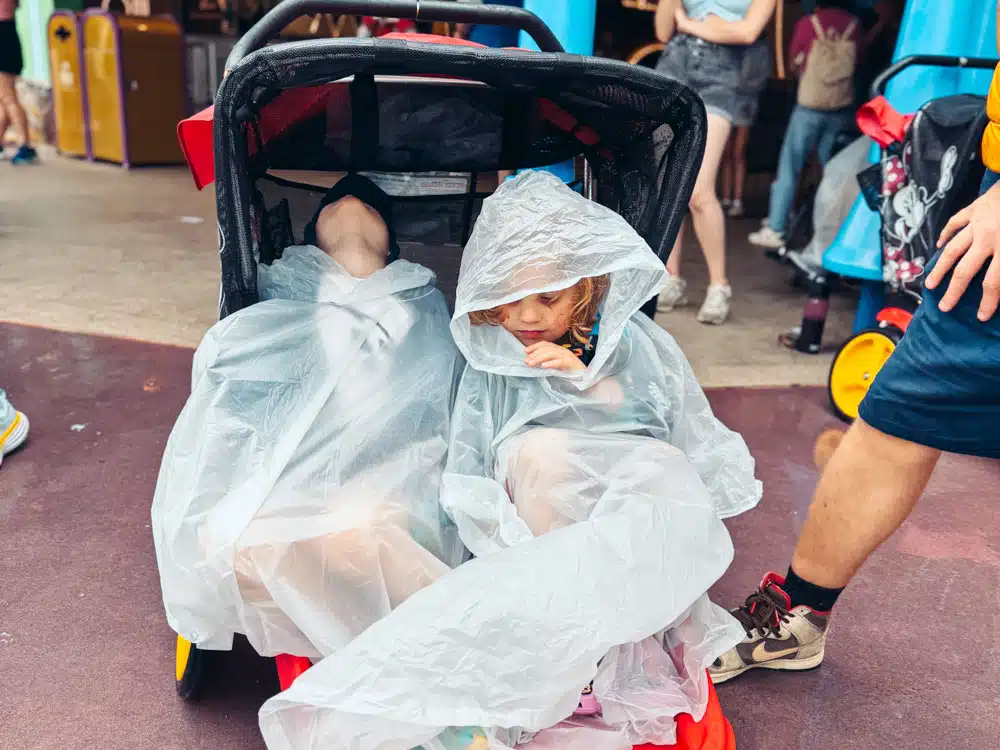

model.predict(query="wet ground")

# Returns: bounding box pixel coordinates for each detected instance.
[2,321,998,750]
[2,153,996,748]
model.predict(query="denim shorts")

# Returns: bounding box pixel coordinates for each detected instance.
[857,170,1000,458]
[656,34,770,127]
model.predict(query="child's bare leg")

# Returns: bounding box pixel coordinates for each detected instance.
[235,499,449,651]
[502,427,582,536]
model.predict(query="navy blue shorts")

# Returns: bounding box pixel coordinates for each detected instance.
[857,170,1000,458]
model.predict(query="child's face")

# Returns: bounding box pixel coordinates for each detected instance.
[315,196,389,257]
[494,287,578,346]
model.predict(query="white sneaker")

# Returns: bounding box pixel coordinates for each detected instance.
[697,284,732,325]
[726,199,744,217]
[656,275,688,312]
[748,226,785,249]
[0,390,29,468]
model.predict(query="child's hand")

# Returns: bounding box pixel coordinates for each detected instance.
[524,342,586,371]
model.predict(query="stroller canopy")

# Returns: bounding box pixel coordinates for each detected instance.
[193,33,707,317]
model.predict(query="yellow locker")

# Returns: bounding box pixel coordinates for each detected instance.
[48,11,90,158]
[83,11,185,166]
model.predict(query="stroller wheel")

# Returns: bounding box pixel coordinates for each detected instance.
[828,326,902,422]
[175,634,207,701]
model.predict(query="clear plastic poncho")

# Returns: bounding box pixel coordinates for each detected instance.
[151,245,465,660]
[258,171,761,749]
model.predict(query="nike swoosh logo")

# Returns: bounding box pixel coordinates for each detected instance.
[752,642,798,662]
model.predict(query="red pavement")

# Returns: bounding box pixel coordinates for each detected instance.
[1,322,998,750]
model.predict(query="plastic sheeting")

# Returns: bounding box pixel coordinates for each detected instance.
[259,172,760,749]
[151,246,465,660]
[797,136,872,269]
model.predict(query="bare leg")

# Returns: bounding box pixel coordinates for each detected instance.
[666,218,685,277]
[711,419,943,683]
[502,428,586,536]
[0,73,29,147]
[719,137,734,204]
[235,500,450,655]
[0,103,9,151]
[687,114,732,287]
[731,126,750,206]
[790,419,941,589]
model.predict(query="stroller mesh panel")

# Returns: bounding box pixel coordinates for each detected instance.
[254,171,489,307]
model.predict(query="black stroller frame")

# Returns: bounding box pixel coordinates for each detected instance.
[208,0,710,319]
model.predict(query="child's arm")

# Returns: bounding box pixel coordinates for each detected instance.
[675,0,777,46]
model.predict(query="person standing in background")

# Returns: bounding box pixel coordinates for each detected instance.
[709,0,1000,690]
[0,0,37,164]
[854,0,904,105]
[719,41,773,219]
[653,0,776,325]
[749,0,862,249]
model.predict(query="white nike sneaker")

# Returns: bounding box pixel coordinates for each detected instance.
[656,275,689,313]
[709,572,829,684]
[696,283,732,325]
[0,390,29,468]
[748,226,785,249]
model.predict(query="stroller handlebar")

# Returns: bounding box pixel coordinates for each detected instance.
[226,0,565,71]
[871,54,1000,99]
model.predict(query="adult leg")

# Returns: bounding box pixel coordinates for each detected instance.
[719,135,734,205]
[729,125,750,214]
[687,112,732,288]
[709,420,939,683]
[790,419,939,588]
[712,201,1000,682]
[0,102,9,151]
[658,219,690,311]
[0,73,29,148]
[816,110,852,167]
[666,219,685,277]
[753,107,821,244]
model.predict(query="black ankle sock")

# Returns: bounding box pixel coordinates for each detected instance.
[781,566,844,613]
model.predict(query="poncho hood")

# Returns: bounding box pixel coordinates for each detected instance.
[451,171,666,387]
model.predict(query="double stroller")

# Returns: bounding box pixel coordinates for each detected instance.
[169,1,731,748]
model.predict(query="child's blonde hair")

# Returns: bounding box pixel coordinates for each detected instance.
[468,275,610,345]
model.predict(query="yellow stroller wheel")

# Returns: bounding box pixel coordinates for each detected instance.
[828,327,902,422]
[175,634,207,701]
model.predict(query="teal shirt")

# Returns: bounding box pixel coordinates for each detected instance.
[683,0,753,22]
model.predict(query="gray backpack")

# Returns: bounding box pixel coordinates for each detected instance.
[797,15,858,111]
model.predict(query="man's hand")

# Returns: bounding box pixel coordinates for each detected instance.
[929,182,1000,321]
[524,342,586,372]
